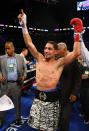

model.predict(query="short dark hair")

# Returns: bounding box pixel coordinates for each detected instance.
[47,41,58,50]
[5,41,14,48]
[22,48,28,52]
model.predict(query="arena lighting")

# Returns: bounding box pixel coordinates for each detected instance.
[29,27,34,30]
[5,25,8,27]
[29,27,48,32]
[0,24,49,32]
[67,28,71,30]
[54,29,59,31]
[42,29,48,31]
[0,24,4,27]
[18,26,22,29]
[54,28,73,31]
[29,28,37,31]
[33,28,37,30]
[63,28,67,31]
[37,28,41,31]
[0,24,89,32]
[54,27,88,31]
[13,26,18,28]
[8,25,14,28]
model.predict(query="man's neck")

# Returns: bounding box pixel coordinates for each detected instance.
[45,57,56,62]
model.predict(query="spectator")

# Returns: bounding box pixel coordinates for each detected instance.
[20,48,30,64]
[0,41,27,127]
[57,42,82,131]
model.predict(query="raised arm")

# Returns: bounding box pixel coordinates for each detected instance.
[70,18,89,67]
[18,9,40,60]
[63,18,83,65]
[64,42,80,65]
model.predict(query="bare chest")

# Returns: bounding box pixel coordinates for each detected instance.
[37,62,56,75]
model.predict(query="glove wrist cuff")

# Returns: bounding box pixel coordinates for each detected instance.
[74,30,85,42]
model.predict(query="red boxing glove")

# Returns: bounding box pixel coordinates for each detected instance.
[70,18,83,32]
[70,18,83,41]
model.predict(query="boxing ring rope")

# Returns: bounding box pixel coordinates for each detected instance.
[21,68,36,90]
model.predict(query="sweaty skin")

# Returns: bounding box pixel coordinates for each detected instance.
[36,56,64,91]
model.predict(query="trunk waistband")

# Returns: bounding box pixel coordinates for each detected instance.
[35,89,59,102]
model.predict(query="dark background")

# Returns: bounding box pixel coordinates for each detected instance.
[0,0,76,27]
[0,0,89,55]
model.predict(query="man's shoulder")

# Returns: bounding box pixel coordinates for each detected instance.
[15,53,23,58]
[0,55,6,59]
[15,54,26,64]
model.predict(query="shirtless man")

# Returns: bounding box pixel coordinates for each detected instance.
[18,9,81,131]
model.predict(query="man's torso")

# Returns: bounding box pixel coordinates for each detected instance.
[35,57,64,91]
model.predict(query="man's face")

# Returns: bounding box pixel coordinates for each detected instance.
[24,50,28,56]
[44,43,56,59]
[5,44,14,56]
